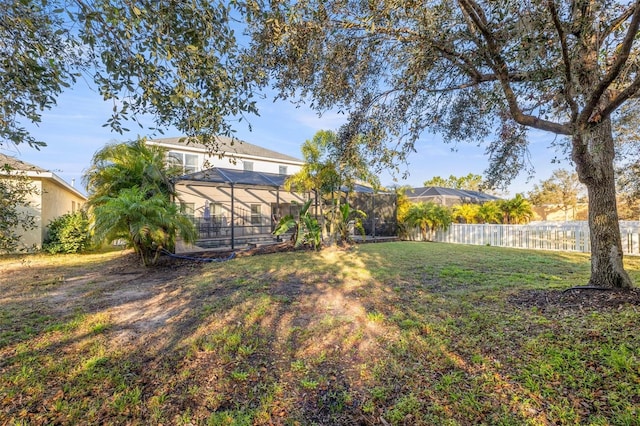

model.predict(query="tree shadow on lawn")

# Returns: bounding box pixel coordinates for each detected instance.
[1,246,639,425]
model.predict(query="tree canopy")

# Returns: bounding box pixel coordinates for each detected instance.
[424,174,484,191]
[528,169,584,221]
[1,0,258,151]
[247,0,640,288]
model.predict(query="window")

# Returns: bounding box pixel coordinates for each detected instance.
[184,154,198,173]
[204,202,224,220]
[250,204,261,225]
[71,201,76,213]
[211,203,225,223]
[167,151,183,167]
[168,151,199,173]
[279,165,287,175]
[244,161,254,171]
[179,202,195,217]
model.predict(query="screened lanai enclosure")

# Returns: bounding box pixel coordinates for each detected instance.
[173,167,397,252]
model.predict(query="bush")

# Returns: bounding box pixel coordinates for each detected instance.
[43,211,91,254]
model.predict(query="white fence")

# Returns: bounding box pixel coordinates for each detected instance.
[408,222,640,255]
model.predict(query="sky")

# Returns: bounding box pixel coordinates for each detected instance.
[1,80,574,197]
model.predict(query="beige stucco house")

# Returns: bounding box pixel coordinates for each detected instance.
[1,154,87,251]
[147,135,304,176]
[147,136,306,250]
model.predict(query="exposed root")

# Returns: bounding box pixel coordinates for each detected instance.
[562,285,615,293]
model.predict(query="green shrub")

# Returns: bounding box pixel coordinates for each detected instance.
[43,211,91,254]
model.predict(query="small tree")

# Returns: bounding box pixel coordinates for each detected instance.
[500,194,533,225]
[85,140,197,266]
[0,165,38,253]
[452,204,480,224]
[477,201,503,224]
[273,199,321,250]
[404,202,452,241]
[43,211,91,254]
[528,169,584,221]
[335,202,366,243]
[394,186,413,239]
[286,130,378,246]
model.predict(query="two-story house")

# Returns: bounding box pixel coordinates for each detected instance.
[146,136,309,250]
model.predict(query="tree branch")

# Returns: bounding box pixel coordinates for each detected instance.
[599,3,637,40]
[458,0,572,135]
[547,0,579,121]
[599,74,640,119]
[579,0,640,125]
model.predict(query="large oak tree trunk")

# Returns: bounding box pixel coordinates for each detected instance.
[573,119,633,289]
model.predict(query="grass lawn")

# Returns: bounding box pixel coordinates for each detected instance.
[1,242,639,425]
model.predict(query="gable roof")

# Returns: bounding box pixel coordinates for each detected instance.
[1,153,86,200]
[149,136,303,164]
[406,186,500,203]
[0,153,47,173]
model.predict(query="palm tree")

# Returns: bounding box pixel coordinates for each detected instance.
[285,131,340,242]
[500,194,533,224]
[84,138,196,265]
[477,201,503,224]
[84,138,179,201]
[452,203,480,223]
[92,187,197,266]
[404,202,452,241]
[285,130,378,245]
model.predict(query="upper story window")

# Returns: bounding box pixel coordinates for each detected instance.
[243,161,254,171]
[279,165,287,175]
[168,151,198,174]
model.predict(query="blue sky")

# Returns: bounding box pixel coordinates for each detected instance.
[2,81,572,196]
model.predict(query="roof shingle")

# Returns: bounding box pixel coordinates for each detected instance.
[149,136,303,164]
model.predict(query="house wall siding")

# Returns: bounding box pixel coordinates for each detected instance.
[40,179,86,243]
[15,179,43,250]
[152,142,303,176]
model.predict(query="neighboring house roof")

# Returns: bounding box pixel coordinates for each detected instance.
[406,186,500,203]
[0,153,87,200]
[176,166,378,193]
[0,153,48,173]
[149,136,303,164]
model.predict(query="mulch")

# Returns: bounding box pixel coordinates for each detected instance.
[509,287,640,311]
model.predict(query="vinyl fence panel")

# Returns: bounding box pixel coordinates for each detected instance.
[407,222,640,256]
